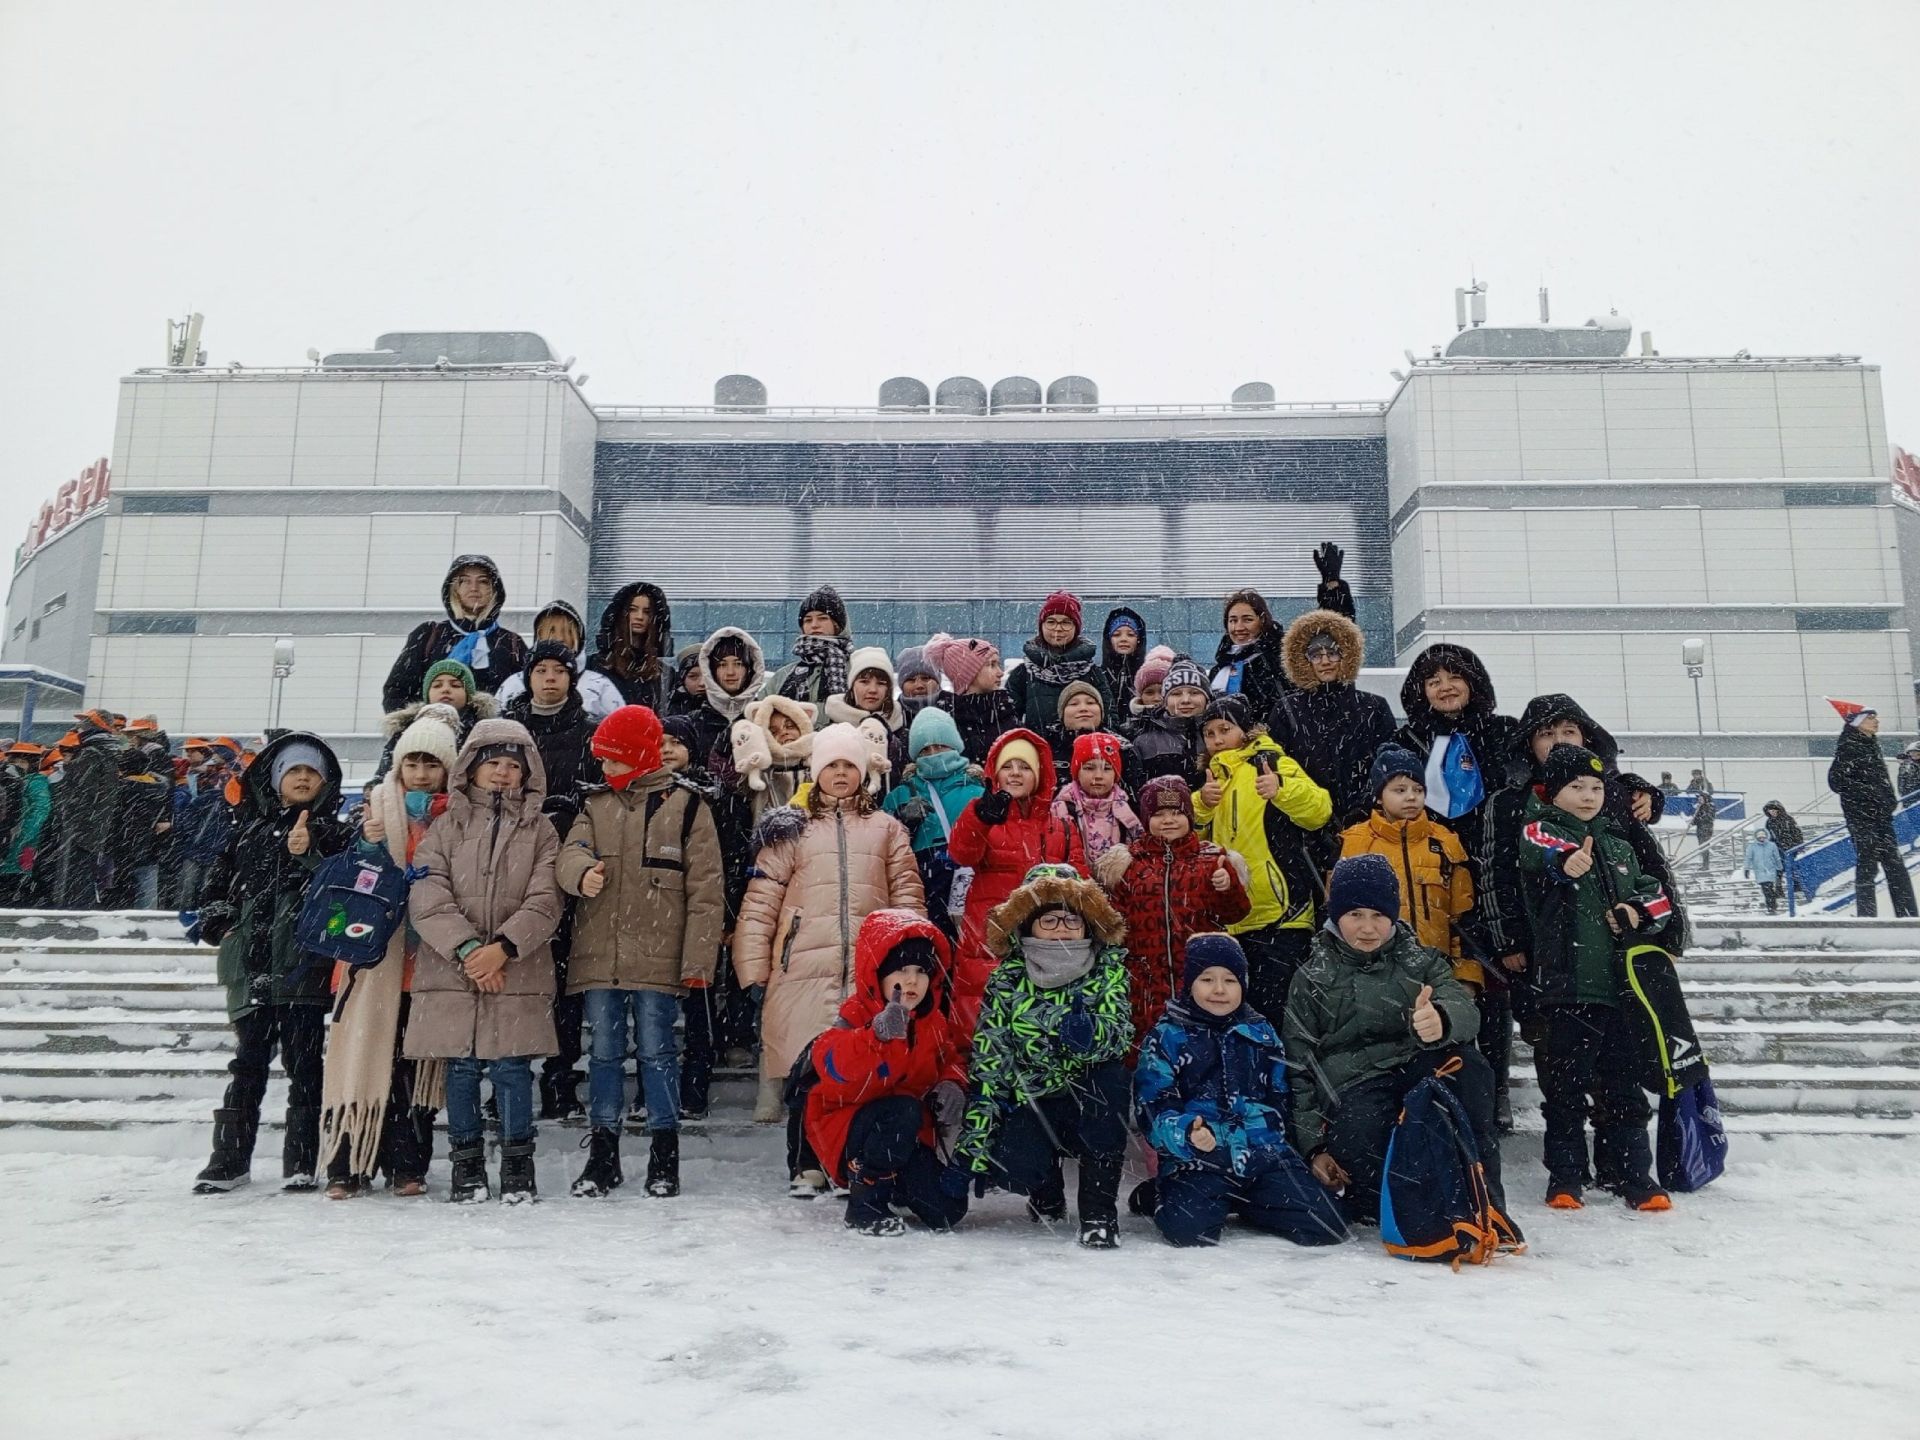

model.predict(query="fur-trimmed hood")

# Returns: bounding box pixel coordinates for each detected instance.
[749,803,809,856]
[985,866,1127,959]
[381,692,499,739]
[1281,609,1365,691]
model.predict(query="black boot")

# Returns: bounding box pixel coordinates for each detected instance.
[844,1157,904,1236]
[447,1141,489,1204]
[1126,1178,1159,1217]
[571,1128,623,1198]
[1026,1160,1067,1222]
[193,1108,257,1194]
[282,1104,320,1191]
[539,1071,563,1121]
[645,1131,680,1198]
[500,1138,538,1205]
[552,1072,583,1121]
[1077,1155,1122,1248]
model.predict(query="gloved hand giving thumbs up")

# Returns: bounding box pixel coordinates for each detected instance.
[1410,983,1445,1043]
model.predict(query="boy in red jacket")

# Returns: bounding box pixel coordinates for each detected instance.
[1098,776,1251,1049]
[805,909,972,1236]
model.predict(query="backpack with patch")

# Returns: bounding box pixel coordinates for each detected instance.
[294,847,414,973]
[1379,1057,1525,1267]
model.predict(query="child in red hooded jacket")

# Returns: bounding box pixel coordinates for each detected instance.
[805,909,971,1236]
[946,728,1085,1033]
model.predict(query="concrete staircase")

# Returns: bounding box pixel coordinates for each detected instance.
[1,909,1917,1154]
[0,910,762,1157]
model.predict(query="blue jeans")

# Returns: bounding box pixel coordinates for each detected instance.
[585,988,680,1133]
[446,1056,534,1145]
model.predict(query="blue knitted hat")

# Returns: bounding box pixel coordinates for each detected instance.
[1327,854,1401,923]
[1182,932,1249,992]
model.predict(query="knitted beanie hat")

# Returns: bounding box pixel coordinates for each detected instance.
[422,657,477,703]
[660,713,703,755]
[1541,743,1606,801]
[1369,743,1425,799]
[799,586,848,634]
[592,705,664,776]
[811,721,873,781]
[1327,854,1401,923]
[1056,679,1106,723]
[895,646,939,686]
[1070,731,1123,777]
[992,736,1045,782]
[924,633,998,694]
[1134,645,1176,696]
[1182,932,1249,992]
[908,705,965,759]
[1163,655,1209,696]
[1139,774,1193,819]
[1038,590,1084,637]
[1200,695,1254,734]
[521,639,578,693]
[393,705,461,772]
[847,645,896,690]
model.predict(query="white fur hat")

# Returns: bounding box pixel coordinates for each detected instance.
[394,704,461,771]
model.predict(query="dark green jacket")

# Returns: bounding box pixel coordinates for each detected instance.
[1282,924,1479,1152]
[1517,793,1674,1007]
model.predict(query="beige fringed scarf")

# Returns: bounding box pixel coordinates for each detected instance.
[318,776,445,1179]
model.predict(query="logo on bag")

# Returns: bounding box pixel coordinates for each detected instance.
[344,922,375,940]
[353,866,381,894]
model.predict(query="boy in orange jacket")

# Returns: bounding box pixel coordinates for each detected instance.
[1338,745,1482,991]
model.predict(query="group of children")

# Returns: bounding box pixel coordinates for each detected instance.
[179,561,1693,1249]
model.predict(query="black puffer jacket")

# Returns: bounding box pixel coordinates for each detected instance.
[588,580,675,709]
[1209,626,1290,722]
[381,554,529,711]
[1391,644,1519,870]
[1124,707,1204,786]
[1099,606,1148,704]
[194,732,355,1020]
[1479,692,1687,960]
[1265,608,1393,826]
[937,687,1021,766]
[502,690,602,839]
[1830,724,1897,829]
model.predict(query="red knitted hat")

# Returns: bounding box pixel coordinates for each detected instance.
[1038,590,1083,637]
[1070,731,1123,777]
[592,705,663,785]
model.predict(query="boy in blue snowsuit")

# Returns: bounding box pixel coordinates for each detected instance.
[1135,933,1349,1248]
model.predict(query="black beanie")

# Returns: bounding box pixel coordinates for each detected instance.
[799,585,848,634]
[522,639,578,693]
[1541,743,1605,802]
[876,936,941,993]
[660,714,702,755]
[1200,695,1253,734]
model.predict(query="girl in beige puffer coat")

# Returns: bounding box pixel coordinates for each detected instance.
[404,718,563,1203]
[735,723,925,1179]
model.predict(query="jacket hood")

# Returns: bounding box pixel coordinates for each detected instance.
[440,553,506,632]
[381,694,499,739]
[1513,693,1618,766]
[447,716,548,814]
[984,727,1059,806]
[1100,607,1148,676]
[985,867,1127,959]
[241,730,343,819]
[593,581,675,665]
[1400,643,1497,725]
[849,908,953,1019]
[530,600,589,654]
[1280,609,1364,690]
[697,626,769,716]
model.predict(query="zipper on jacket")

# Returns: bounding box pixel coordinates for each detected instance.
[1160,842,1177,999]
[836,810,852,991]
[1400,827,1429,926]
[779,909,803,972]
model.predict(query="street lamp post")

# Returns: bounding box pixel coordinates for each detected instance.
[270,638,296,731]
[1681,636,1710,789]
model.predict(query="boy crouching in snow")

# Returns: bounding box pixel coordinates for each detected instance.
[1135,933,1348,1248]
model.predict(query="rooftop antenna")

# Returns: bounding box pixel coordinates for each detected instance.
[1538,286,1551,323]
[166,312,205,367]
[1455,277,1488,331]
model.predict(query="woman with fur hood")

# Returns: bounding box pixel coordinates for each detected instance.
[588,581,675,710]
[734,723,926,1169]
[403,718,564,1204]
[1266,608,1395,826]
[382,554,530,712]
[491,600,623,722]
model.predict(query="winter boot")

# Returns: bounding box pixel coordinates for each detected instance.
[845,1157,898,1230]
[1126,1179,1159,1218]
[645,1131,681,1197]
[754,1075,785,1124]
[571,1128,623,1198]
[552,1071,583,1121]
[1077,1154,1123,1230]
[1078,1218,1120,1249]
[1494,1084,1514,1136]
[1546,1180,1584,1211]
[1621,1177,1672,1212]
[788,1169,828,1199]
[538,1071,563,1121]
[500,1139,538,1205]
[1026,1161,1068,1223]
[192,1108,258,1194]
[448,1142,490,1204]
[281,1104,320,1192]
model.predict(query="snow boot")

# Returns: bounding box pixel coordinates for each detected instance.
[1546,1180,1584,1211]
[789,1168,828,1199]
[1026,1162,1068,1223]
[1494,1084,1514,1136]
[447,1141,490,1204]
[754,1075,785,1123]
[1622,1177,1672,1213]
[1077,1155,1122,1232]
[848,1214,908,1238]
[539,1069,582,1122]
[571,1128,623,1198]
[281,1104,320,1191]
[1078,1219,1120,1249]
[645,1131,681,1197]
[499,1139,538,1205]
[1126,1179,1159,1218]
[192,1108,257,1194]
[845,1157,898,1229]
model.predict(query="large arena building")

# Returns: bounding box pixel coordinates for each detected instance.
[5,312,1911,809]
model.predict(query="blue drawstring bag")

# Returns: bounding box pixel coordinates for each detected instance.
[1658,1076,1728,1192]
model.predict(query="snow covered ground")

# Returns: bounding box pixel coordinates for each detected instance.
[4,1132,1916,1438]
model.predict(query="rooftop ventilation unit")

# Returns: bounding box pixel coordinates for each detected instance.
[1046,376,1098,412]
[878,377,931,412]
[714,374,768,412]
[1231,381,1276,410]
[934,376,988,415]
[989,376,1043,413]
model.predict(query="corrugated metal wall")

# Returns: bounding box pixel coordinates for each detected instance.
[589,437,1390,668]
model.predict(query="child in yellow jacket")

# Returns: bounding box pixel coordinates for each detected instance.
[1338,744,1482,989]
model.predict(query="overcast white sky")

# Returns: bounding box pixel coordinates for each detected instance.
[2,0,1917,548]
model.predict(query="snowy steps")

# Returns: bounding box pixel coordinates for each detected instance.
[3,910,1920,1145]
